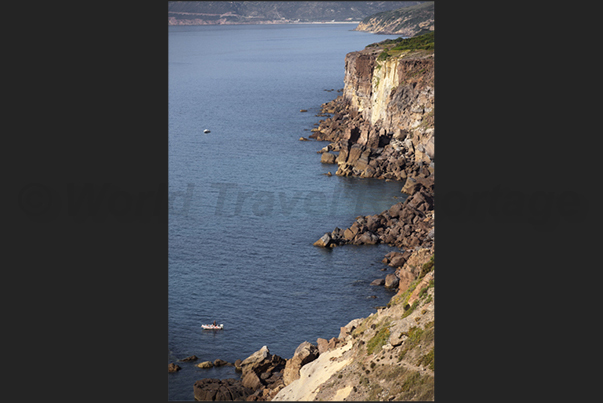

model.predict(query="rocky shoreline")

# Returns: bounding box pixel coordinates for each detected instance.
[169,35,435,401]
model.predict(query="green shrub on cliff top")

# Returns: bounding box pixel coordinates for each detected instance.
[368,31,434,51]
[391,31,434,51]
[377,49,390,61]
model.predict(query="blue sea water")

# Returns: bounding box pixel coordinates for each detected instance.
[168,24,406,401]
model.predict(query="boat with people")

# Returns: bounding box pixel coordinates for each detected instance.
[201,323,223,330]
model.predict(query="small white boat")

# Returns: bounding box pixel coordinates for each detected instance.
[204,129,211,133]
[201,324,223,330]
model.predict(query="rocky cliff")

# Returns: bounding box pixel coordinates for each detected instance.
[311,34,434,184]
[292,33,435,401]
[186,33,435,402]
[354,1,434,36]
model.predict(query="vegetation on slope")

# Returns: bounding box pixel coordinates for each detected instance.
[313,251,435,401]
[368,31,434,51]
[356,1,434,36]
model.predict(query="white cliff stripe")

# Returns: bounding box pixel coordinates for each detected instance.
[272,341,353,401]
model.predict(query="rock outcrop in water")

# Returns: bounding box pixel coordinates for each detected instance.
[312,33,435,259]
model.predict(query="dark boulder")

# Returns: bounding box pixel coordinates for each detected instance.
[320,152,337,164]
[385,273,400,289]
[168,363,181,373]
[193,378,253,401]
[356,231,379,245]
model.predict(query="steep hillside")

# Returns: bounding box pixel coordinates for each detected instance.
[168,1,421,25]
[274,250,435,401]
[354,1,434,36]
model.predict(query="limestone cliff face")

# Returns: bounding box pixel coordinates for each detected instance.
[343,49,434,157]
[312,47,434,181]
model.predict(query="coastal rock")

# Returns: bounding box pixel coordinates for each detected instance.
[240,346,270,370]
[370,278,385,286]
[316,338,330,355]
[356,231,379,245]
[299,137,309,141]
[239,346,286,396]
[193,378,253,401]
[343,226,359,241]
[283,341,319,386]
[214,358,229,367]
[313,233,333,248]
[388,251,409,268]
[180,355,198,362]
[168,363,181,373]
[197,361,214,369]
[401,177,419,195]
[320,152,337,164]
[234,359,243,372]
[242,370,263,390]
[385,273,400,289]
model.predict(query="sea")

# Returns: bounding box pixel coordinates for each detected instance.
[168,23,407,401]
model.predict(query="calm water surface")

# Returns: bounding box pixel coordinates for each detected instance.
[168,24,406,401]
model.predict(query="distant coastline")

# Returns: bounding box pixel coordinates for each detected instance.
[168,19,361,26]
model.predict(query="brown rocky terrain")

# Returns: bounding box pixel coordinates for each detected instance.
[312,41,434,261]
